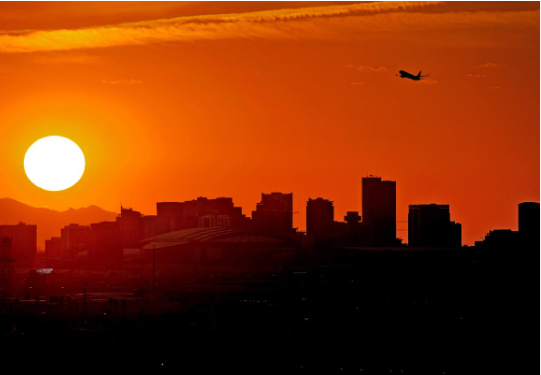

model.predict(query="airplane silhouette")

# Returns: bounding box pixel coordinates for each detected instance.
[397,70,430,81]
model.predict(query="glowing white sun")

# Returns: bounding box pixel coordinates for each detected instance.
[24,136,85,191]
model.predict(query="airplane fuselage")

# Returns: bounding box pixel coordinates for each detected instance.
[398,70,420,80]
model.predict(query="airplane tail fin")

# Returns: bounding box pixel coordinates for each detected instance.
[418,71,422,77]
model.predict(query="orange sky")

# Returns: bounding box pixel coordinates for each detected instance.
[0,1,538,245]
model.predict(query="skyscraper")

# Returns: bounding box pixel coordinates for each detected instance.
[117,206,143,249]
[252,192,293,237]
[408,204,461,248]
[518,202,540,248]
[90,221,123,262]
[60,223,92,257]
[0,223,37,259]
[157,197,249,231]
[306,198,334,243]
[362,176,396,246]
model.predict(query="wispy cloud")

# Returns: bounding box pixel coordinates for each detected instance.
[101,79,142,85]
[347,65,387,73]
[476,62,504,69]
[343,80,365,86]
[488,86,501,90]
[0,2,537,54]
[416,78,438,85]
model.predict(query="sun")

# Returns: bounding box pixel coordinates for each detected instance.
[24,136,85,191]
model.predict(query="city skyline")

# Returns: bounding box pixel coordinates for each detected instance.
[0,2,537,372]
[0,2,538,246]
[0,172,535,247]
[1,174,538,256]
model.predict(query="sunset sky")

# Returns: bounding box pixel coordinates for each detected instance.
[0,1,538,245]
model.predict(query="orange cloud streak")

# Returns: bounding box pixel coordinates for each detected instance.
[0,1,488,53]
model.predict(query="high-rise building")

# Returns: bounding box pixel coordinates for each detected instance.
[362,176,396,245]
[157,197,249,232]
[0,223,37,259]
[344,211,361,224]
[344,211,362,246]
[156,202,184,231]
[141,215,171,239]
[475,229,520,249]
[45,237,62,258]
[475,202,540,250]
[117,206,143,249]
[90,221,123,262]
[408,204,461,248]
[61,224,92,258]
[306,198,334,243]
[0,237,12,292]
[252,193,293,237]
[518,202,540,247]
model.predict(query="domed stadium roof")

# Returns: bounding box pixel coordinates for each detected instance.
[141,227,296,250]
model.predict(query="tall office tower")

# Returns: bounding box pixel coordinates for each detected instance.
[344,211,362,246]
[60,223,92,258]
[141,215,171,239]
[0,223,37,259]
[157,197,249,232]
[252,192,293,237]
[117,206,143,249]
[518,202,540,247]
[45,237,62,258]
[90,221,123,262]
[306,198,334,243]
[362,176,397,246]
[0,237,12,292]
[156,202,185,231]
[408,204,462,248]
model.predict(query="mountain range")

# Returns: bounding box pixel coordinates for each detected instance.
[0,198,117,251]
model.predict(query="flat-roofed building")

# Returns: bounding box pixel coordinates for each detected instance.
[408,204,461,248]
[0,223,37,259]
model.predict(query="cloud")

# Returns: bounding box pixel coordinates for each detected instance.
[0,2,537,53]
[476,62,504,69]
[343,80,365,86]
[466,73,486,78]
[488,86,501,90]
[347,65,387,73]
[101,79,142,85]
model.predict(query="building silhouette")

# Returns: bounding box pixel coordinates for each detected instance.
[60,223,92,258]
[45,236,62,258]
[90,221,123,262]
[475,202,539,249]
[306,198,334,244]
[156,201,184,231]
[141,215,171,240]
[344,211,362,245]
[475,229,520,249]
[518,202,540,247]
[157,197,249,232]
[0,237,12,292]
[0,223,37,259]
[408,204,461,247]
[362,176,397,246]
[252,193,293,237]
[117,206,144,249]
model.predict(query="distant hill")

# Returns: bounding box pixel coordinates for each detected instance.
[0,198,117,251]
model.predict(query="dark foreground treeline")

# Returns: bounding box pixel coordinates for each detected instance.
[0,247,538,373]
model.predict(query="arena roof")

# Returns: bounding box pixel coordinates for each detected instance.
[141,227,297,250]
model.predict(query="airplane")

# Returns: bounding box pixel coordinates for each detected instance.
[397,70,430,81]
